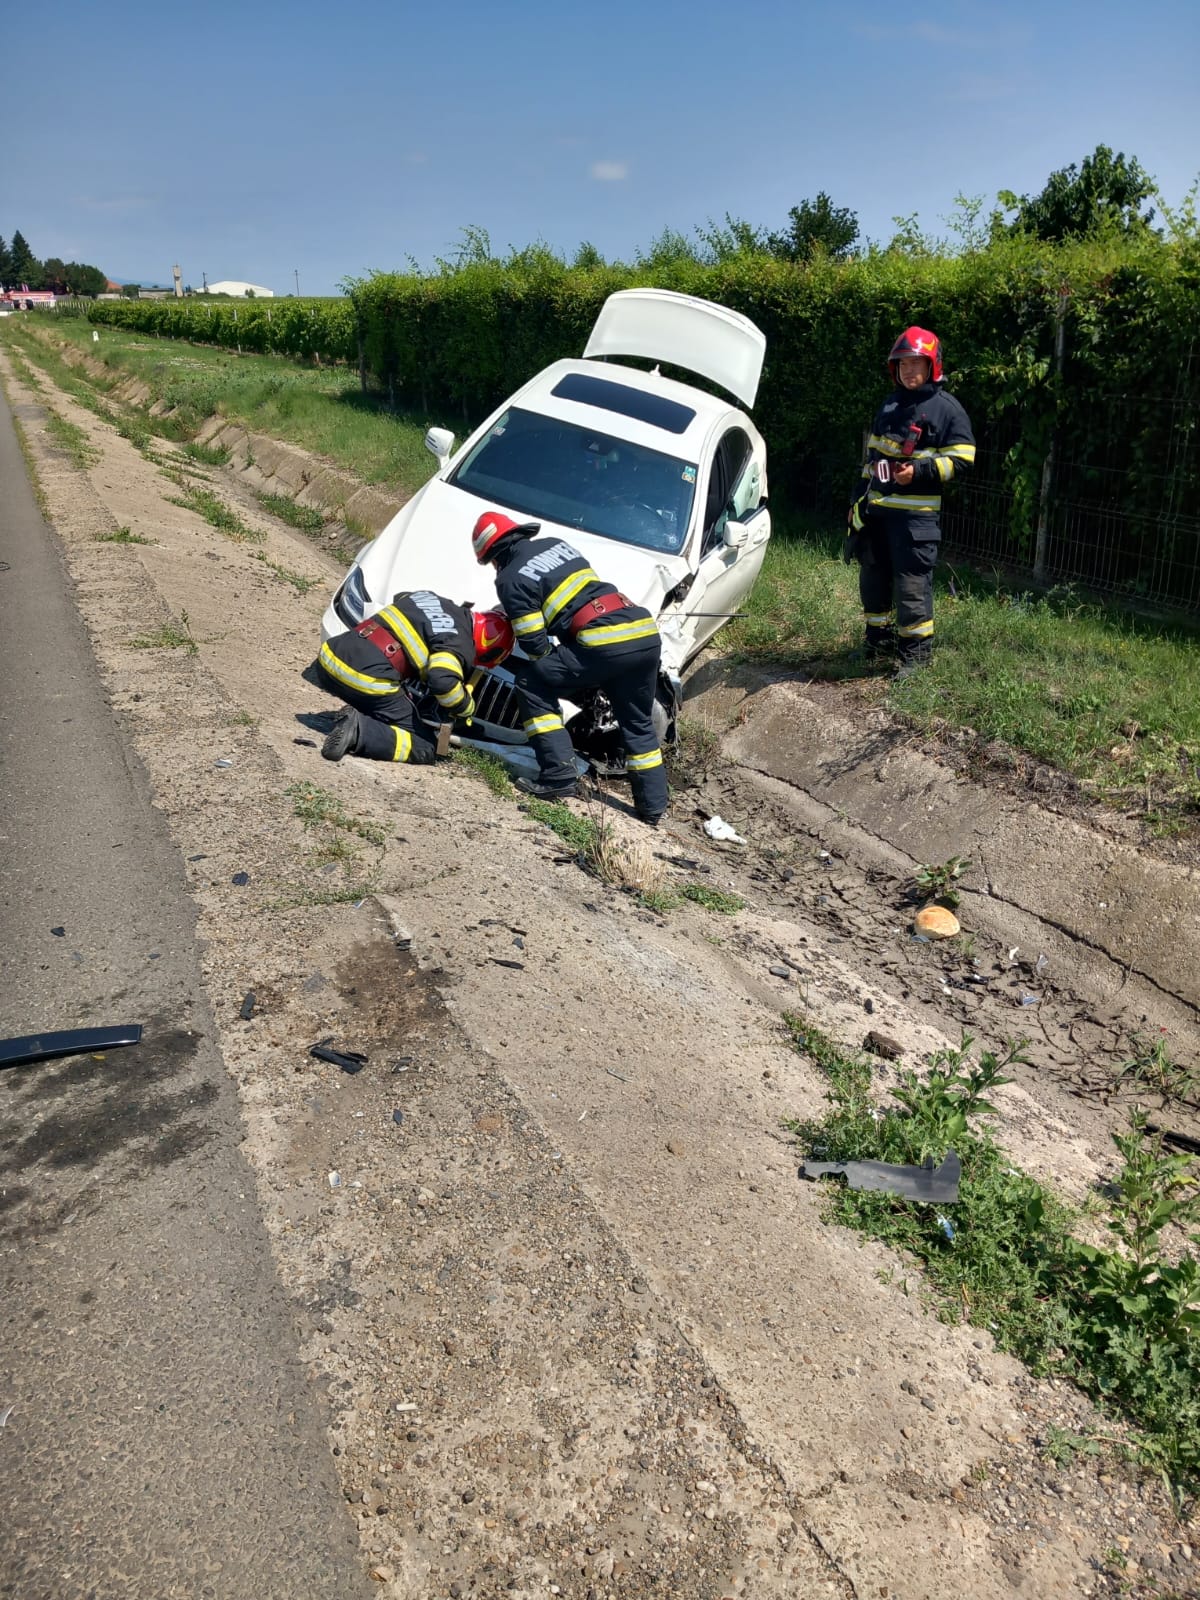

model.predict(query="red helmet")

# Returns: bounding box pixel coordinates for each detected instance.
[470,510,539,564]
[472,609,514,669]
[888,326,943,384]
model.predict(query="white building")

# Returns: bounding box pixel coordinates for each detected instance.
[203,280,275,299]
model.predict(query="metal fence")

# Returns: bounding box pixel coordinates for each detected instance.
[943,352,1200,615]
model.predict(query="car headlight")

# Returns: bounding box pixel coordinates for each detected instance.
[333,565,370,627]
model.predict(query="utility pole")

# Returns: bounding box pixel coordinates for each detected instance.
[294,268,300,297]
[172,263,183,299]
[202,270,208,293]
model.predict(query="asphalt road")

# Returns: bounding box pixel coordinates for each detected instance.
[0,389,367,1597]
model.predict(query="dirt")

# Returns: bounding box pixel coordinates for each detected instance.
[4,341,1199,1600]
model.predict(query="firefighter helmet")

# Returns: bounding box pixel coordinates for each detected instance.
[888,326,943,384]
[471,510,540,564]
[472,609,514,669]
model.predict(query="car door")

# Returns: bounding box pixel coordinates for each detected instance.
[682,427,770,655]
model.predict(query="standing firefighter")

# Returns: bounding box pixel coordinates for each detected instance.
[471,511,669,825]
[316,590,513,764]
[846,327,975,671]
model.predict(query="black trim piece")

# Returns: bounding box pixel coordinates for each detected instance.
[0,1024,144,1071]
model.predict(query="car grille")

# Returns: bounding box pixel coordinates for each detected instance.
[473,670,524,732]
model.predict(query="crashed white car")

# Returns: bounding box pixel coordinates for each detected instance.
[320,288,770,769]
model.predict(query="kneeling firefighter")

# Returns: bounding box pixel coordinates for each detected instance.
[471,511,669,824]
[846,327,975,672]
[315,589,513,763]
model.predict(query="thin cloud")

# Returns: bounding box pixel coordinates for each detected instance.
[590,161,628,182]
[74,195,151,215]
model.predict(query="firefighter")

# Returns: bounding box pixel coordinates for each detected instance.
[846,327,975,672]
[470,511,669,825]
[316,589,513,763]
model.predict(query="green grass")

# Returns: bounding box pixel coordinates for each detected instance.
[183,439,230,466]
[254,490,326,534]
[523,797,602,855]
[727,520,1200,829]
[681,882,745,915]
[129,616,197,654]
[787,1017,1200,1497]
[96,525,154,545]
[252,552,319,594]
[43,410,98,469]
[8,317,438,495]
[167,484,262,542]
[286,779,388,845]
[453,747,514,796]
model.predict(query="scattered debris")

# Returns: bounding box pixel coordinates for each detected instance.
[604,1067,628,1084]
[310,1041,369,1074]
[768,964,792,980]
[913,904,961,938]
[0,1024,143,1072]
[799,1150,961,1203]
[1035,952,1050,977]
[239,990,256,1020]
[1146,1124,1200,1156]
[293,737,317,747]
[864,997,875,1014]
[328,1171,341,1189]
[215,757,234,769]
[50,926,65,937]
[1019,993,1040,1007]
[936,1213,956,1242]
[703,815,746,845]
[864,1030,904,1061]
[231,871,250,886]
[0,1404,12,1428]
[391,1056,414,1074]
[488,957,525,970]
[392,1110,405,1127]
[187,853,207,862]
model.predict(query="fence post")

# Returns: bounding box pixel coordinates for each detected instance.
[233,305,240,355]
[1033,287,1068,582]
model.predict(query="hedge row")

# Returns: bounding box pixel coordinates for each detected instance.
[88,240,1200,584]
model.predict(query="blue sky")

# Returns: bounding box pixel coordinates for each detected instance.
[3,0,1197,294]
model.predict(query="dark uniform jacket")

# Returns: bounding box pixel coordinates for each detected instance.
[319,590,476,718]
[493,535,658,658]
[851,383,976,541]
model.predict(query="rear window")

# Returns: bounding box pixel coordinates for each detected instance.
[551,373,695,435]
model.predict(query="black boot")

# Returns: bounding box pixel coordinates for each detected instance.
[894,639,932,679]
[322,708,360,762]
[863,624,895,669]
[515,775,579,801]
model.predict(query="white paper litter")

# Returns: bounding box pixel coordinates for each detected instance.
[704,815,746,844]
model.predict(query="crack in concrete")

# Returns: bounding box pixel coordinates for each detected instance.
[733,755,1200,1024]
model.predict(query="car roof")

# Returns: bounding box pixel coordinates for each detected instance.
[508,357,742,458]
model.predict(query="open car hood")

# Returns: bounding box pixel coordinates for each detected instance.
[357,479,693,647]
[583,288,766,409]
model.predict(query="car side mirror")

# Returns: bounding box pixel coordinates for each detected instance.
[722,518,749,550]
[424,427,455,466]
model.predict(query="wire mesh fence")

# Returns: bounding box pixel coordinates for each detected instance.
[943,347,1200,614]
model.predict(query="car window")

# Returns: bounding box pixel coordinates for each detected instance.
[700,428,754,556]
[450,407,697,555]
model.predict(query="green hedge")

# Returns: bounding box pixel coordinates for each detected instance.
[87,242,1200,603]
[88,296,357,364]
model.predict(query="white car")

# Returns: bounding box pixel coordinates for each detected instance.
[320,288,771,769]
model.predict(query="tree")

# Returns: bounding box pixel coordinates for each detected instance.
[0,236,11,288]
[65,263,107,297]
[121,283,141,299]
[999,145,1158,241]
[8,230,41,288]
[695,213,766,262]
[571,241,605,270]
[42,257,68,293]
[634,227,700,269]
[767,193,859,261]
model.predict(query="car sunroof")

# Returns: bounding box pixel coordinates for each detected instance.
[551,373,696,435]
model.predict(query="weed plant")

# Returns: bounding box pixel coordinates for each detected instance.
[129,611,197,654]
[96,525,154,545]
[166,484,262,542]
[254,490,326,534]
[286,780,387,845]
[1114,1030,1200,1108]
[912,855,972,908]
[682,883,745,914]
[452,748,513,797]
[787,1021,1200,1494]
[43,411,97,469]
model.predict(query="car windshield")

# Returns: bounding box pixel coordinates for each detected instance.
[449,407,697,555]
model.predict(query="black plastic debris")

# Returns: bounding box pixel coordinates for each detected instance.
[392,1110,405,1126]
[391,1055,414,1074]
[1,1024,143,1072]
[800,1150,961,1204]
[188,853,207,862]
[488,958,525,970]
[231,871,250,887]
[310,1041,368,1074]
[1146,1123,1200,1156]
[50,927,65,937]
[293,737,317,747]
[239,991,256,1021]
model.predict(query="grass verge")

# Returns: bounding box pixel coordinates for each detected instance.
[453,747,514,797]
[787,1018,1200,1500]
[286,779,388,845]
[43,410,98,469]
[96,525,154,545]
[166,483,263,542]
[129,614,198,654]
[254,490,326,534]
[727,520,1200,833]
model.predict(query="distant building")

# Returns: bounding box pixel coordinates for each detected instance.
[204,280,275,299]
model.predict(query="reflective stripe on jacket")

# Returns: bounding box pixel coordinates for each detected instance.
[853,384,975,539]
[325,590,476,716]
[494,536,657,657]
